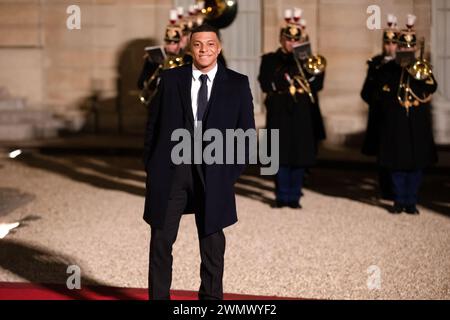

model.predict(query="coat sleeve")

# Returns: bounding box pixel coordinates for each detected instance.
[361,60,378,104]
[239,77,256,131]
[258,55,288,93]
[137,60,159,90]
[258,55,274,93]
[308,71,325,93]
[233,76,256,181]
[143,74,164,169]
[410,73,438,98]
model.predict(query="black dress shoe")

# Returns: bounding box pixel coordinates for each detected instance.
[288,202,302,209]
[275,201,288,208]
[405,205,420,215]
[381,193,394,201]
[392,203,404,214]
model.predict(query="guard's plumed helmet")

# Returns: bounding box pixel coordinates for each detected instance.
[383,14,399,43]
[280,8,302,41]
[164,9,182,42]
[397,14,417,49]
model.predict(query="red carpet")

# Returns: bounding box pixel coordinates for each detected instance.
[0,282,298,300]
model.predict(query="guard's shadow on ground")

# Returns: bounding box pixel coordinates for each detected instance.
[0,239,144,300]
[0,188,35,218]
[18,152,146,197]
[17,151,450,218]
[308,163,450,217]
[236,164,387,209]
[237,163,450,218]
[235,169,276,207]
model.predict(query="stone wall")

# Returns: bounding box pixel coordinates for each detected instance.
[1,0,442,144]
[0,1,44,108]
[0,0,173,134]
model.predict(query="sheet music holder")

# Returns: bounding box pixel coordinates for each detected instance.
[396,50,416,68]
[293,42,312,61]
[144,46,166,65]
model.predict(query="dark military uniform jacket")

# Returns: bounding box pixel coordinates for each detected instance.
[258,48,326,167]
[361,54,386,156]
[137,51,194,90]
[374,60,438,170]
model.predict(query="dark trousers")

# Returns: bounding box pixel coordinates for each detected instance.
[379,167,393,199]
[149,165,225,300]
[276,166,305,203]
[391,170,423,206]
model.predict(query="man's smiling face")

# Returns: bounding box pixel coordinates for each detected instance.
[190,31,222,71]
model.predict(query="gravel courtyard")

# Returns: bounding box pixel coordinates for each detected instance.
[0,150,449,300]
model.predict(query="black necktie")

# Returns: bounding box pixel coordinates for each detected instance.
[197,74,209,123]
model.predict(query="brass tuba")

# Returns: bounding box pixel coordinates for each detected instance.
[397,38,434,115]
[139,55,185,106]
[407,38,432,81]
[198,0,238,29]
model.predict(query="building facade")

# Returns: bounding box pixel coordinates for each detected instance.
[0,0,448,145]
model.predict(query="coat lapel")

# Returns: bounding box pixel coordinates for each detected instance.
[177,65,195,130]
[177,62,228,128]
[203,62,228,123]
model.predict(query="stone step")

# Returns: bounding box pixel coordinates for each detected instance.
[0,110,66,141]
[0,98,26,111]
[0,87,27,111]
[0,120,65,141]
[0,110,55,124]
[0,123,35,141]
[0,86,67,140]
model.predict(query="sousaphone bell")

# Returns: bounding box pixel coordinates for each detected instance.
[198,0,238,29]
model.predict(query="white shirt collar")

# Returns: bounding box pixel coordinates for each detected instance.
[192,63,218,82]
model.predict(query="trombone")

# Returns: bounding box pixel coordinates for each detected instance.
[288,52,326,104]
[139,55,185,106]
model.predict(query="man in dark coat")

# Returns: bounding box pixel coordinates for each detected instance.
[360,14,399,200]
[143,23,255,300]
[374,15,438,214]
[258,14,326,209]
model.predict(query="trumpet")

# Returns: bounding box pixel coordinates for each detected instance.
[139,55,185,106]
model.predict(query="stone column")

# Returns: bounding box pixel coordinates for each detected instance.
[431,0,450,145]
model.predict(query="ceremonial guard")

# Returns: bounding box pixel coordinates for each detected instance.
[375,15,438,214]
[258,8,326,209]
[137,10,188,106]
[361,14,399,200]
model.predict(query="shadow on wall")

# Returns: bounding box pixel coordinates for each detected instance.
[73,38,156,135]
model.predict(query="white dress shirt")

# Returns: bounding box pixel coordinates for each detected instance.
[191,63,218,127]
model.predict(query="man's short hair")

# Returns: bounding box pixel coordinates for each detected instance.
[190,23,221,42]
